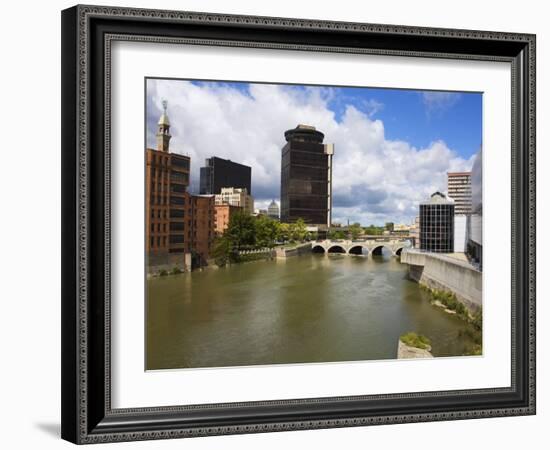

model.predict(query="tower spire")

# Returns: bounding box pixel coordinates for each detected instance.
[156,99,171,152]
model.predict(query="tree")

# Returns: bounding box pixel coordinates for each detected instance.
[289,218,308,242]
[348,223,362,240]
[255,215,279,248]
[328,229,346,240]
[364,224,384,235]
[277,223,290,243]
[210,236,232,267]
[225,210,256,250]
[385,222,395,232]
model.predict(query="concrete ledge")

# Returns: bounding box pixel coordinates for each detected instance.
[397,340,434,359]
[275,242,312,258]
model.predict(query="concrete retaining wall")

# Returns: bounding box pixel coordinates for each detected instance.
[401,250,482,311]
[147,252,191,275]
[275,242,312,258]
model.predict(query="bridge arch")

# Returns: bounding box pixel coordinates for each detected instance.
[395,246,405,256]
[327,245,346,254]
[311,244,326,253]
[348,245,368,256]
[370,245,393,257]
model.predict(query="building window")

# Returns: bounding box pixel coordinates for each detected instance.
[170,222,185,231]
[170,196,185,205]
[170,209,185,218]
[169,235,185,244]
[171,156,190,169]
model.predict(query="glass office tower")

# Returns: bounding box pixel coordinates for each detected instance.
[280,124,333,226]
[199,156,252,195]
[419,192,455,253]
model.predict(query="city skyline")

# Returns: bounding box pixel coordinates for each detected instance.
[146,78,481,226]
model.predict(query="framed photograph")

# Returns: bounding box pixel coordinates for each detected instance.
[61,5,536,444]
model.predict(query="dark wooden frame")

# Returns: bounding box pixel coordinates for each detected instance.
[61,4,536,444]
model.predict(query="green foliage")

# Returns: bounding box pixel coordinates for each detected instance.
[348,223,363,240]
[212,213,293,266]
[277,222,290,243]
[400,332,431,350]
[363,224,384,235]
[289,218,308,242]
[471,307,483,331]
[254,214,279,248]
[429,288,468,318]
[158,269,168,277]
[225,210,256,250]
[211,236,232,267]
[170,266,182,275]
[328,229,347,240]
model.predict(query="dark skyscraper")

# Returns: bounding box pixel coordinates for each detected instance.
[419,192,455,253]
[199,157,252,195]
[280,124,333,226]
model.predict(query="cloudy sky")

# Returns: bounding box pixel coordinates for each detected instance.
[146,78,481,226]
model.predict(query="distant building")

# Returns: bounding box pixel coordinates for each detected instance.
[267,200,280,220]
[214,187,254,214]
[145,101,214,270]
[419,192,455,253]
[393,223,412,235]
[447,172,472,215]
[467,148,483,268]
[280,124,333,226]
[214,204,241,235]
[199,156,251,195]
[410,216,420,248]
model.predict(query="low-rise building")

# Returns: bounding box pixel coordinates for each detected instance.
[419,192,455,253]
[214,204,242,235]
[410,216,420,248]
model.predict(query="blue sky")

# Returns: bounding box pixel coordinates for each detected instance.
[147,79,481,225]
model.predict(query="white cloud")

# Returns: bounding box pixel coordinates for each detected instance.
[421,91,461,114]
[147,80,474,226]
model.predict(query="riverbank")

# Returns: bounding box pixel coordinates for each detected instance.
[401,249,482,312]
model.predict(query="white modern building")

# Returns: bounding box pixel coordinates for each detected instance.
[214,187,254,214]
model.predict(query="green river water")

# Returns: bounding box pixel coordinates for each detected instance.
[146,252,478,369]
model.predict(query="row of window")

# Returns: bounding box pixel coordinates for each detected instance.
[149,209,196,219]
[149,219,214,233]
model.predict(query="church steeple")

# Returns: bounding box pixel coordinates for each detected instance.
[156,100,171,152]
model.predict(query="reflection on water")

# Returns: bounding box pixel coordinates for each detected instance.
[147,252,477,369]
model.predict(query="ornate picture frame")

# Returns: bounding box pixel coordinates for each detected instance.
[61,5,536,444]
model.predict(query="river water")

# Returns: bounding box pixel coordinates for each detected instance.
[147,252,477,370]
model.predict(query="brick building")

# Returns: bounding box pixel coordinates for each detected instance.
[145,101,214,271]
[214,204,242,235]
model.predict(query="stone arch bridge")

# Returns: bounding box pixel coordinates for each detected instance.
[311,239,413,257]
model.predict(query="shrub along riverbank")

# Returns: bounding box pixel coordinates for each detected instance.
[400,332,431,350]
[420,283,482,356]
